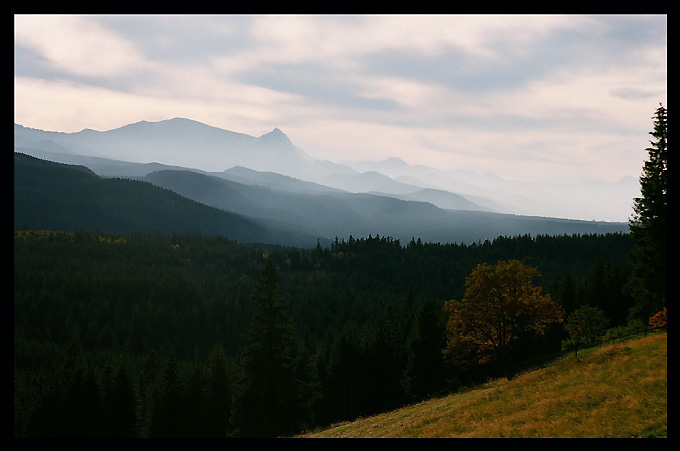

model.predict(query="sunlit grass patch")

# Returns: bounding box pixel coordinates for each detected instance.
[302,333,666,438]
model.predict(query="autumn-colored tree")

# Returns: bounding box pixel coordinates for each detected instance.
[443,259,564,379]
[648,308,667,328]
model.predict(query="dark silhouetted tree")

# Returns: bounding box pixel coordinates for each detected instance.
[204,343,233,437]
[231,260,314,437]
[182,362,208,437]
[402,296,447,401]
[627,103,667,320]
[149,349,184,437]
[101,356,138,437]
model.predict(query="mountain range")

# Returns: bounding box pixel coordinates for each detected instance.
[14,119,631,247]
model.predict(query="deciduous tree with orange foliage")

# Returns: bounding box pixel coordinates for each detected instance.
[648,308,667,328]
[444,259,564,379]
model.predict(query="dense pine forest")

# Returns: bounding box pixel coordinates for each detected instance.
[14,228,649,437]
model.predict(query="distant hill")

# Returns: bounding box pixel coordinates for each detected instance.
[379,187,494,212]
[13,153,320,247]
[141,168,629,245]
[219,165,344,195]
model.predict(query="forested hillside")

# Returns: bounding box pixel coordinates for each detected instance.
[13,153,318,247]
[14,229,642,437]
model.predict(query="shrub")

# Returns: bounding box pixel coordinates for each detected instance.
[561,304,609,350]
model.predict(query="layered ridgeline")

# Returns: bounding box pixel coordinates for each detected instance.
[13,153,318,246]
[14,119,630,246]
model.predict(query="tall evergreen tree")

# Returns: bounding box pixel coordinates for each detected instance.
[231,259,312,437]
[559,271,578,315]
[149,349,184,437]
[204,343,233,437]
[360,305,407,415]
[627,104,667,320]
[325,323,361,421]
[182,362,208,437]
[402,296,447,401]
[60,334,104,437]
[101,357,138,438]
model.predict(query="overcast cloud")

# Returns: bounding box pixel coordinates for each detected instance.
[14,14,667,183]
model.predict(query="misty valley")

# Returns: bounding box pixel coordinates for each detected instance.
[14,119,631,248]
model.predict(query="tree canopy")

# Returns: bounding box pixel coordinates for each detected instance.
[443,259,565,379]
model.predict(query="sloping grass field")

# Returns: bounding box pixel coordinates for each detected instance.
[302,332,667,438]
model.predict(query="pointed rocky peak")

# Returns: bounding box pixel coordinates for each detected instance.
[257,127,293,146]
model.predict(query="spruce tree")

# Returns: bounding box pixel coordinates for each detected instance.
[149,349,184,437]
[205,343,233,437]
[101,360,137,437]
[402,296,447,401]
[231,259,311,437]
[627,104,667,320]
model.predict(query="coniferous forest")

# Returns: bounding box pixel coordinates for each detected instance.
[14,229,644,437]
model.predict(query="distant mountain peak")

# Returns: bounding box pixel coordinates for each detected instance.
[258,127,292,146]
[261,127,285,137]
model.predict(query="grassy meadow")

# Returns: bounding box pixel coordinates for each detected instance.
[301,332,667,438]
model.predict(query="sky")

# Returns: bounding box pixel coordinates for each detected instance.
[14,14,667,184]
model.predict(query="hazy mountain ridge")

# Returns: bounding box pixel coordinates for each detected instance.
[14,153,628,247]
[14,119,632,246]
[13,120,496,212]
[343,155,639,222]
[219,166,344,195]
[14,120,347,182]
[15,118,638,222]
[13,153,321,247]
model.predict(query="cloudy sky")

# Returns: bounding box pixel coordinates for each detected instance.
[14,14,666,183]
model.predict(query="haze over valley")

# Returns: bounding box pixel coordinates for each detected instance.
[15,118,630,247]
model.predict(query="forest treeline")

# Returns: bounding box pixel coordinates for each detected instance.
[14,229,646,437]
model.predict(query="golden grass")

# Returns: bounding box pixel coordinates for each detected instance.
[301,332,667,438]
